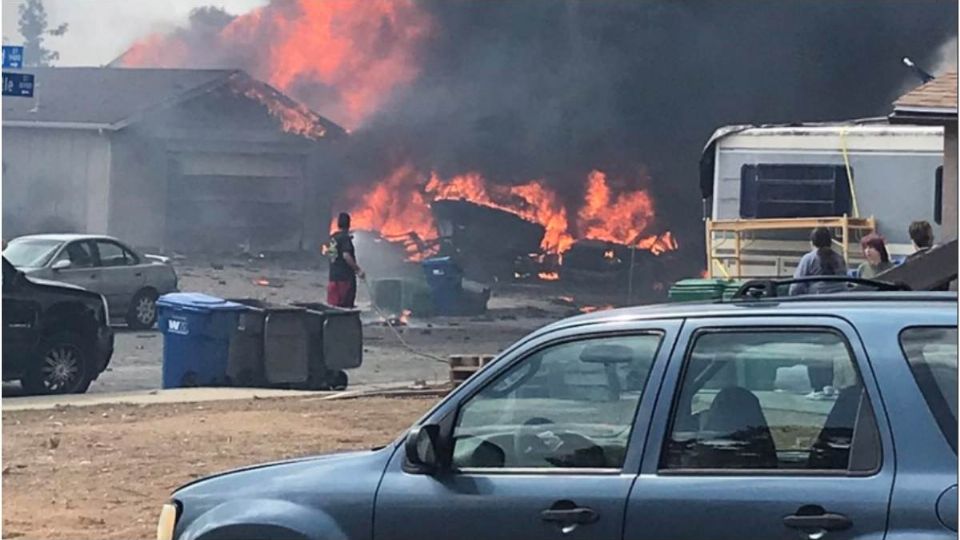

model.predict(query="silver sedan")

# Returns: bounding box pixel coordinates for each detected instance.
[4,234,178,329]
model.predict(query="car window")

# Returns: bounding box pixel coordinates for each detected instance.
[56,242,96,269]
[452,333,662,470]
[661,329,880,473]
[3,239,61,268]
[900,327,957,452]
[95,241,134,267]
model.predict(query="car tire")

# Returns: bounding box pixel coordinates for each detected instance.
[127,289,159,330]
[22,333,93,395]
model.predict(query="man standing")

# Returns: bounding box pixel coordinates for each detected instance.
[327,212,364,308]
[907,220,935,260]
[906,220,950,291]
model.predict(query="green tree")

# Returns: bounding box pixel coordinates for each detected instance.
[17,0,68,67]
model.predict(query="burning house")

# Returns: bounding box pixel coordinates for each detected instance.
[2,67,345,253]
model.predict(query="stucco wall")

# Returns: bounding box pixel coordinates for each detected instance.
[1,127,111,239]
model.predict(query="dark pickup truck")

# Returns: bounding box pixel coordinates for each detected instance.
[2,257,114,394]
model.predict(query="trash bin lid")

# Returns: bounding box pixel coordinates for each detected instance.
[157,293,246,312]
[421,256,455,268]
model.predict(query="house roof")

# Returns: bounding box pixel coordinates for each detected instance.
[891,70,958,122]
[1,67,344,138]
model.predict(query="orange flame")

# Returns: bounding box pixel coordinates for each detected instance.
[423,172,574,253]
[634,231,679,256]
[538,272,560,281]
[578,170,656,247]
[338,166,675,260]
[117,0,431,129]
[345,165,438,260]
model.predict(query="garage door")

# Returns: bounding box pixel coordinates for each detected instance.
[166,152,306,252]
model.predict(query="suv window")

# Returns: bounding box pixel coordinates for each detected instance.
[900,327,957,452]
[452,333,662,470]
[661,329,880,473]
[95,241,136,267]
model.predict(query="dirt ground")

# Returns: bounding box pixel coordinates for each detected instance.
[1,396,434,540]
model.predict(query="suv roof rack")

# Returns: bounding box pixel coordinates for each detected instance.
[733,276,911,300]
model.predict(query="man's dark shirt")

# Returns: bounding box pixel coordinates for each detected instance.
[328,231,356,282]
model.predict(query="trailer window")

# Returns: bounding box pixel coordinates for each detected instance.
[740,164,852,219]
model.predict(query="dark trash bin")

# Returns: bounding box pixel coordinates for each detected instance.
[227,305,266,387]
[157,293,246,389]
[292,302,363,391]
[228,299,309,386]
[422,257,464,315]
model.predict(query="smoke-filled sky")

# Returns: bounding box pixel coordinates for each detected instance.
[4,0,957,271]
[1,0,267,65]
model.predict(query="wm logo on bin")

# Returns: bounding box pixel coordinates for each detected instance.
[168,319,189,335]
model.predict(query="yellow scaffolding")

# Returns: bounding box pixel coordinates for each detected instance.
[706,215,877,278]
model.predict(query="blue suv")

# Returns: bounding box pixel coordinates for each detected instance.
[158,291,957,540]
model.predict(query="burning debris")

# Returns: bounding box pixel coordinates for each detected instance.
[579,305,616,314]
[230,74,331,140]
[338,166,677,284]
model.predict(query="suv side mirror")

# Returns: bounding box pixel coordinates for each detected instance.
[51,259,71,271]
[404,424,442,474]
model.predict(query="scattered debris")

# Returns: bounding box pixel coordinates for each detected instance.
[211,263,225,270]
[253,277,285,288]
[579,304,615,314]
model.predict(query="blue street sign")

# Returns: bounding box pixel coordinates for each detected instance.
[2,46,24,69]
[3,72,34,97]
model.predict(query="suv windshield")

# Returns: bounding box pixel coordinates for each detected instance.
[900,327,958,452]
[3,240,62,268]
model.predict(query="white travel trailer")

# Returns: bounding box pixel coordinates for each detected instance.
[699,119,944,278]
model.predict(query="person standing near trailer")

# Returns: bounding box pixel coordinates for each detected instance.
[789,227,848,296]
[327,212,364,308]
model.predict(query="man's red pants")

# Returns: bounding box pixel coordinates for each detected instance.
[327,280,357,308]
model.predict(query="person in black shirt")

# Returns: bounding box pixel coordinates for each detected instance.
[327,212,364,307]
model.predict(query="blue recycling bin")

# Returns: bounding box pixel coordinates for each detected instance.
[422,257,464,315]
[157,293,247,389]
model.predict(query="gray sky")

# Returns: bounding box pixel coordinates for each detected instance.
[2,0,266,66]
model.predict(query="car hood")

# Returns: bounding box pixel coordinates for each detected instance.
[25,276,88,291]
[173,447,397,539]
[175,448,389,497]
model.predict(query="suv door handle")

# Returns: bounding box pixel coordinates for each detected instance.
[783,508,852,531]
[541,505,599,525]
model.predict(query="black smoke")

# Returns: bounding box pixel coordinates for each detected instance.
[121,1,958,276]
[350,0,956,273]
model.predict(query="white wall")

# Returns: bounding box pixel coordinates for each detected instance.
[1,127,111,238]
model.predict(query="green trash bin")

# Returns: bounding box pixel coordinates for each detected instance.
[668,279,744,302]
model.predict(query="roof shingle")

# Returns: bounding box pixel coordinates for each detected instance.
[893,71,958,115]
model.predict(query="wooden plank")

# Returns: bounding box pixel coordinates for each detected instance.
[449,354,495,385]
[708,217,875,232]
